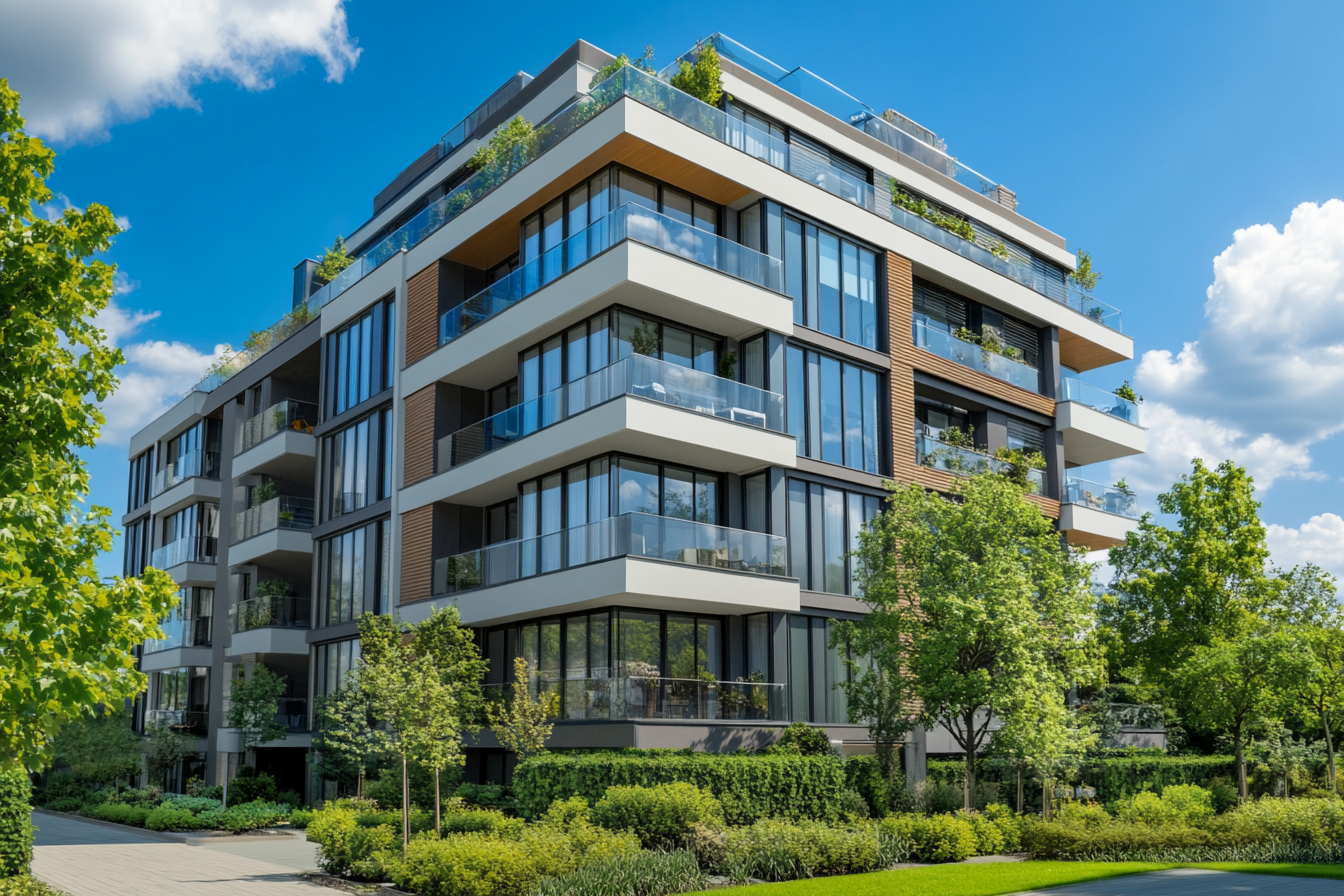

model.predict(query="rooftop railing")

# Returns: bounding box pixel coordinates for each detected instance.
[437,354,785,471]
[434,511,788,596]
[915,432,1046,494]
[150,536,217,570]
[1064,477,1138,519]
[1061,378,1140,424]
[151,449,220,497]
[234,496,315,543]
[485,675,786,722]
[236,400,318,455]
[438,202,783,346]
[913,320,1041,393]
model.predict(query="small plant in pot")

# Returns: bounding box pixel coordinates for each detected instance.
[254,479,278,503]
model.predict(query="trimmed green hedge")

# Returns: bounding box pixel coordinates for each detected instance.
[928,754,1238,802]
[513,752,847,824]
[0,771,33,877]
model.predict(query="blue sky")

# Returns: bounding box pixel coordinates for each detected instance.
[4,0,1341,578]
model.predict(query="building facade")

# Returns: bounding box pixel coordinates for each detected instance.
[123,35,1145,796]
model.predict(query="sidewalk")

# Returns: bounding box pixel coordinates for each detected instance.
[1013,867,1342,896]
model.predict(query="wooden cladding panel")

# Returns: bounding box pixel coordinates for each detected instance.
[1059,328,1128,374]
[399,505,434,604]
[886,250,1058,519]
[402,384,436,487]
[406,263,440,367]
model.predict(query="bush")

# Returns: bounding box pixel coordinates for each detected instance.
[365,760,440,811]
[959,810,1005,855]
[845,755,896,818]
[1054,801,1113,828]
[719,819,885,882]
[455,783,514,811]
[767,723,833,756]
[347,824,398,881]
[159,795,221,814]
[393,834,538,896]
[114,786,161,809]
[0,771,33,877]
[89,803,151,828]
[288,808,314,830]
[534,849,706,896]
[356,806,436,836]
[525,797,640,879]
[0,876,67,896]
[1210,783,1239,814]
[1214,797,1344,847]
[1116,785,1213,827]
[187,781,223,800]
[226,767,276,805]
[1023,820,1213,859]
[308,805,359,875]
[36,774,87,806]
[514,751,846,824]
[275,789,302,809]
[440,807,525,839]
[912,780,965,815]
[197,800,288,833]
[146,803,207,832]
[983,804,1022,852]
[837,789,870,820]
[591,784,723,849]
[880,813,978,863]
[40,799,81,813]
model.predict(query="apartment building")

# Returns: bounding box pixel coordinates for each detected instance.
[122,35,1145,797]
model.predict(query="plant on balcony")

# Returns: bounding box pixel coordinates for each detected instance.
[589,45,656,90]
[315,236,353,283]
[670,39,724,107]
[630,321,660,356]
[1070,248,1102,292]
[938,425,976,450]
[990,241,1011,260]
[1086,305,1106,323]
[993,447,1047,492]
[257,578,291,599]
[1115,380,1143,403]
[468,115,541,180]
[254,478,278,503]
[889,180,976,242]
[1114,478,1131,492]
[715,350,737,380]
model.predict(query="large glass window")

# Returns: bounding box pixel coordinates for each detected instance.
[785,347,882,474]
[165,419,221,480]
[128,449,153,511]
[517,455,718,533]
[314,638,360,698]
[161,503,219,561]
[316,519,390,626]
[324,297,395,419]
[124,518,150,577]
[787,479,881,595]
[786,615,861,723]
[321,407,393,521]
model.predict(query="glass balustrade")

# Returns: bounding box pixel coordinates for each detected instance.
[438,355,785,470]
[144,614,212,653]
[150,536,218,569]
[1064,477,1138,518]
[915,433,1045,494]
[485,675,785,722]
[1067,285,1124,332]
[434,511,787,595]
[438,203,784,345]
[144,709,208,734]
[275,698,308,732]
[233,497,315,543]
[1061,378,1139,423]
[151,449,220,496]
[232,595,311,633]
[913,321,1041,393]
[236,400,318,455]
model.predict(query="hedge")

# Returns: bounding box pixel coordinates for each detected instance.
[927,754,1238,802]
[0,770,33,877]
[513,752,847,824]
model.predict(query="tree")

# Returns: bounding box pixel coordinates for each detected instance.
[51,707,142,788]
[1280,564,1344,791]
[991,695,1096,819]
[487,657,558,765]
[311,672,388,798]
[670,40,724,107]
[467,116,540,179]
[314,235,352,282]
[226,665,288,756]
[831,615,913,789]
[0,80,179,772]
[851,474,1099,809]
[144,723,193,789]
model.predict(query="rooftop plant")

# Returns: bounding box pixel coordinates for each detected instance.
[670,39,724,107]
[890,180,976,241]
[589,45,656,90]
[1071,248,1102,291]
[1115,380,1143,403]
[315,236,353,283]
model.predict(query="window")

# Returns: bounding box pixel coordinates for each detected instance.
[787,615,861,723]
[124,518,150,577]
[915,401,970,439]
[320,407,393,520]
[162,503,219,560]
[725,102,787,168]
[153,666,209,714]
[785,346,882,473]
[316,519,390,626]
[314,638,360,698]
[165,419,221,479]
[324,297,395,418]
[128,449,154,511]
[787,479,881,595]
[914,277,1041,368]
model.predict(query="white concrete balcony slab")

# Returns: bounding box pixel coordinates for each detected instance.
[227,625,310,658]
[149,474,221,519]
[232,429,316,481]
[140,646,213,673]
[227,527,313,568]
[1057,378,1146,466]
[1060,480,1140,551]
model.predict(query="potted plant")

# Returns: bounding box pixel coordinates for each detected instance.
[254,479,278,503]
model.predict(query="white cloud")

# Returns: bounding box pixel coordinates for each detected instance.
[1267,513,1344,579]
[1,0,360,142]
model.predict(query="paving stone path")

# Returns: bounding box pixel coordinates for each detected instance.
[30,811,326,896]
[1014,867,1342,896]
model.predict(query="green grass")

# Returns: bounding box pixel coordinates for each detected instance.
[690,861,1344,895]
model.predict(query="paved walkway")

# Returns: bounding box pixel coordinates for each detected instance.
[30,811,326,896]
[1015,867,1341,896]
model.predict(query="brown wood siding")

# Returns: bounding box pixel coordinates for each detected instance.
[402,384,436,486]
[886,250,1058,519]
[400,505,434,604]
[406,263,440,367]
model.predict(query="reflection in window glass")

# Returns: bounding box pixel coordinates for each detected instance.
[785,346,882,474]
[617,459,660,515]
[788,479,881,596]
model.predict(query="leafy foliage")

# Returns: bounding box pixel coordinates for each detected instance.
[311,673,388,790]
[50,708,141,787]
[487,657,556,764]
[143,723,193,788]
[588,45,656,90]
[767,722,834,757]
[226,665,288,753]
[226,766,276,804]
[669,41,724,107]
[314,235,352,283]
[0,772,32,877]
[1071,248,1102,291]
[890,180,976,241]
[591,783,723,849]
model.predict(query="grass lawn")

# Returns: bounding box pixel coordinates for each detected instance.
[691,861,1344,895]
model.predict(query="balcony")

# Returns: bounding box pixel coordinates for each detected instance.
[152,449,220,497]
[234,401,318,481]
[275,697,308,732]
[230,497,314,567]
[1057,378,1146,466]
[144,709,208,736]
[487,676,785,723]
[150,536,218,571]
[1061,378,1138,423]
[1060,477,1139,550]
[438,203,783,346]
[144,615,212,654]
[913,320,1041,393]
[439,355,784,471]
[915,432,1046,494]
[232,595,310,634]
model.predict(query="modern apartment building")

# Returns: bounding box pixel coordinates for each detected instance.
[122,34,1145,797]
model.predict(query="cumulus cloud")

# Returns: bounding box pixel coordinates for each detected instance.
[1267,513,1344,580]
[1114,200,1344,495]
[1,0,360,142]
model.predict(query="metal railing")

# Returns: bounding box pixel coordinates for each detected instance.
[232,595,311,633]
[438,202,783,345]
[150,536,218,569]
[144,615,212,653]
[236,400,318,455]
[1064,477,1138,518]
[434,512,787,595]
[1061,378,1140,424]
[144,709,208,735]
[913,320,1041,393]
[915,432,1046,494]
[485,674,785,722]
[234,496,315,542]
[151,449,220,496]
[437,354,785,470]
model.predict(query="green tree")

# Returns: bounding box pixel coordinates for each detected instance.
[588,45,656,89]
[51,707,142,788]
[487,657,558,764]
[851,474,1099,809]
[144,723,193,789]
[0,80,178,772]
[830,618,913,790]
[467,115,540,178]
[670,40,724,107]
[311,672,388,797]
[1279,564,1344,791]
[226,665,288,755]
[992,696,1096,819]
[314,235,352,282]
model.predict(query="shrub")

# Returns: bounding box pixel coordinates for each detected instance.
[534,849,706,896]
[226,767,276,805]
[0,771,33,877]
[1054,801,1113,828]
[591,783,723,849]
[1213,797,1344,846]
[525,797,640,879]
[455,783,514,810]
[768,723,833,756]
[719,819,883,882]
[347,824,398,881]
[845,755,896,818]
[288,808,314,830]
[356,806,436,835]
[393,834,538,896]
[959,810,1006,855]
[0,876,67,896]
[440,807,525,838]
[187,781,223,800]
[880,813,978,863]
[41,799,82,813]
[365,760,439,810]
[1022,820,1213,859]
[36,773,87,806]
[90,803,150,827]
[911,780,964,815]
[1116,787,1211,827]
[514,751,846,824]
[159,795,221,814]
[275,789,302,809]
[197,800,288,833]
[837,789,870,820]
[146,803,206,832]
[983,804,1022,852]
[308,805,359,875]
[114,787,161,809]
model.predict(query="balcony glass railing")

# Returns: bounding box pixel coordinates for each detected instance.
[1061,378,1140,424]
[486,675,785,722]
[915,433,1045,494]
[1064,477,1138,518]
[913,321,1041,393]
[434,511,787,595]
[144,615,212,653]
[1066,285,1123,332]
[150,536,218,569]
[236,400,318,455]
[438,354,785,470]
[232,595,311,634]
[438,203,783,345]
[144,709,208,735]
[275,697,308,732]
[234,496,315,543]
[151,449,220,497]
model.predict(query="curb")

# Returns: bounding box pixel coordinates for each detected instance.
[32,808,303,845]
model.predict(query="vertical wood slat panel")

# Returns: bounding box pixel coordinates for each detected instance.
[399,505,433,604]
[405,262,440,367]
[402,384,436,486]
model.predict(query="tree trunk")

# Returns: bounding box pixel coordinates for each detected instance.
[1042,777,1050,821]
[435,768,441,834]
[1235,733,1247,804]
[964,740,976,810]
[401,755,409,855]
[1323,710,1336,794]
[1016,767,1023,815]
[357,769,363,799]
